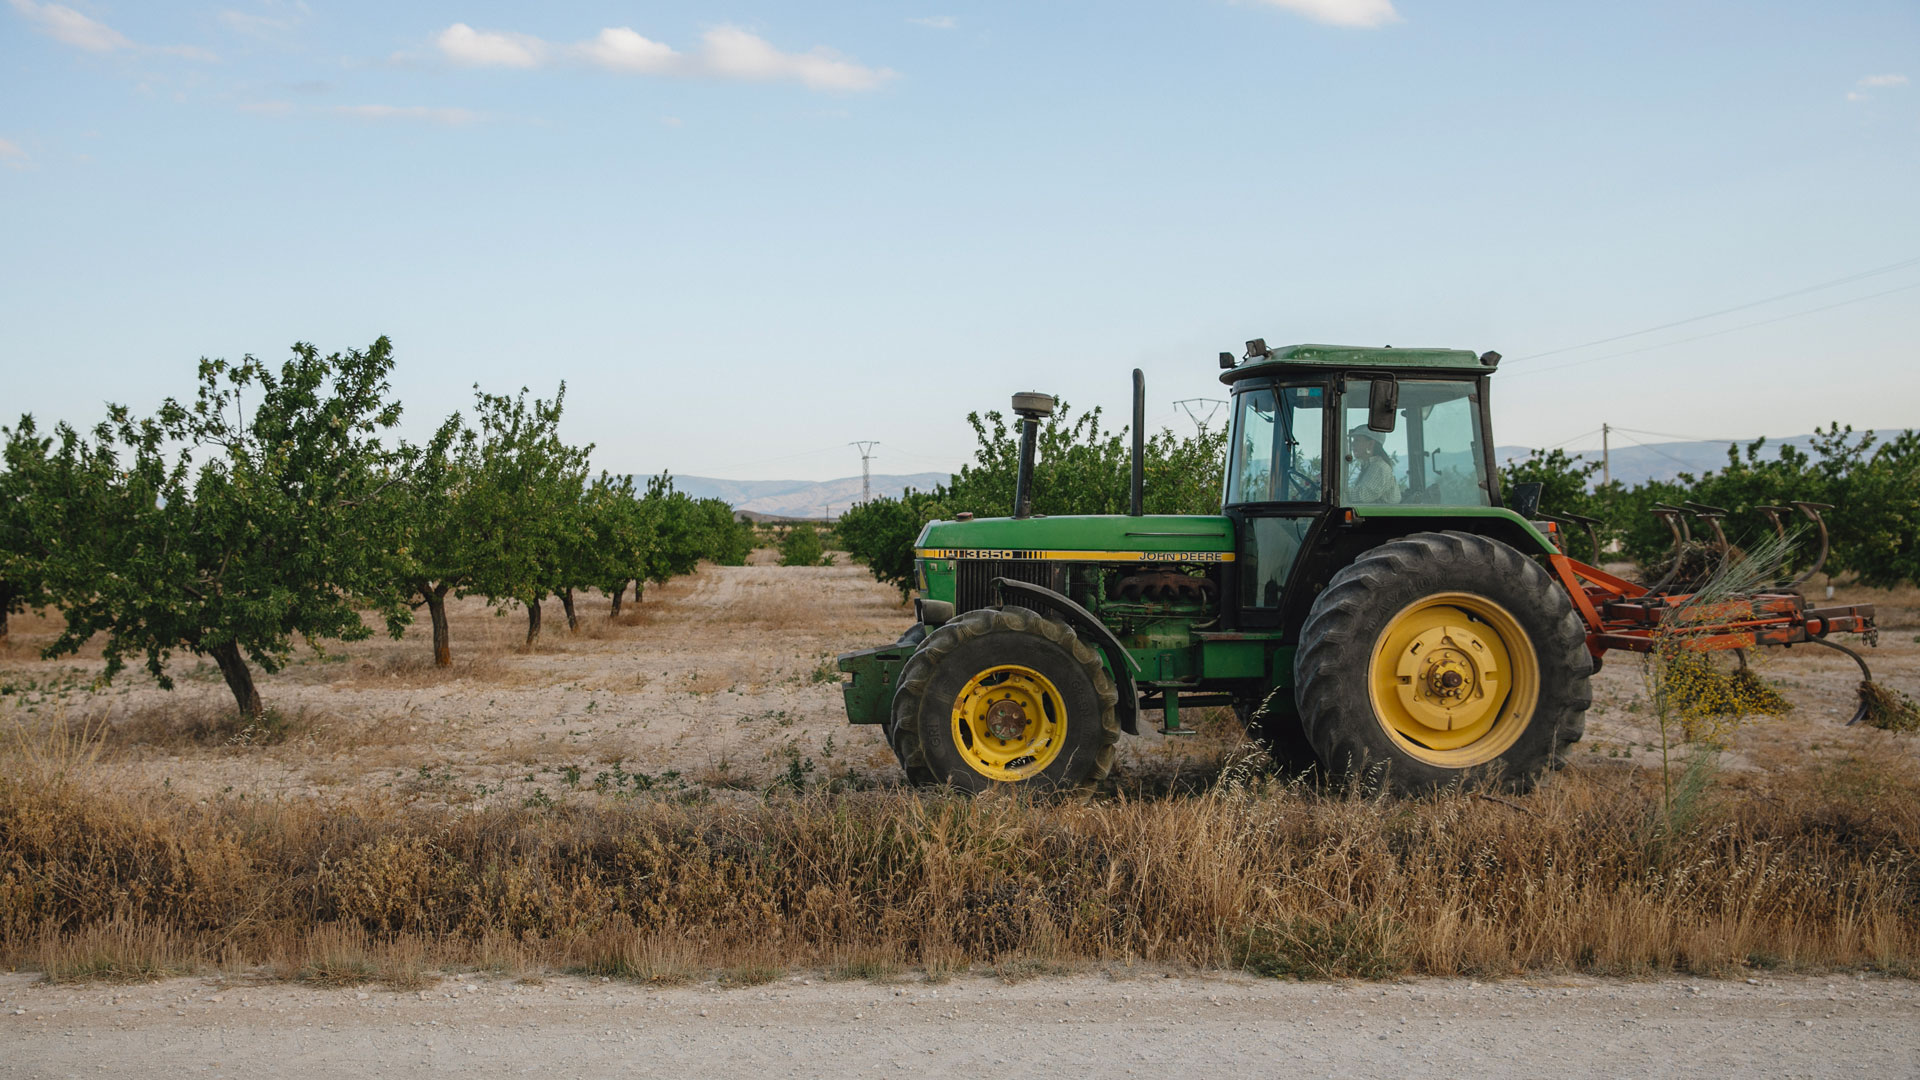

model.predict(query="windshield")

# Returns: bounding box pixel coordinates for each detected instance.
[1227,383,1325,505]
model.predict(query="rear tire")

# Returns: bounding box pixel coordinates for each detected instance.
[1294,531,1590,795]
[881,624,935,784]
[890,606,1119,794]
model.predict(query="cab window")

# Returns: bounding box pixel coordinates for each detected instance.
[1227,383,1325,505]
[1340,379,1490,507]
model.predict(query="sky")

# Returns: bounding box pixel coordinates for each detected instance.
[2,0,1916,482]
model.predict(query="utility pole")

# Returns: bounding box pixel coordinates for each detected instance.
[1601,423,1611,487]
[849,441,879,505]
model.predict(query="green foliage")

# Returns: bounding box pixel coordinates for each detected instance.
[778,522,825,567]
[10,339,409,714]
[569,471,652,610]
[695,498,755,567]
[463,384,592,623]
[0,419,59,636]
[837,491,948,599]
[1505,423,1920,586]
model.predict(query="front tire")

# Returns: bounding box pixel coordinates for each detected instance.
[890,606,1119,794]
[1294,531,1590,795]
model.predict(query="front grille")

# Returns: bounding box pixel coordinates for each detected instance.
[955,559,1058,614]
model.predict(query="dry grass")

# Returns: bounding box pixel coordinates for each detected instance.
[3,730,1916,984]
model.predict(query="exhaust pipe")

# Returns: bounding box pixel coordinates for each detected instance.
[1010,391,1055,519]
[1130,369,1145,516]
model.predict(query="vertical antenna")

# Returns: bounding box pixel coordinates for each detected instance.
[1602,423,1611,487]
[849,441,879,504]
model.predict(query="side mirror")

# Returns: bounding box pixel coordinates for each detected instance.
[1509,481,1544,519]
[1367,377,1398,433]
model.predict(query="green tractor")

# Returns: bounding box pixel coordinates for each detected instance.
[834,340,1871,794]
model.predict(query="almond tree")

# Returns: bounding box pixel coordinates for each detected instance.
[570,472,653,621]
[463,384,591,646]
[23,339,408,717]
[1,418,63,642]
[383,411,481,666]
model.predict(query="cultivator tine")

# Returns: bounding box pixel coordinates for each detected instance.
[1788,502,1835,588]
[1645,505,1689,593]
[1751,505,1796,583]
[1757,505,1790,543]
[1682,500,1731,554]
[1653,502,1692,541]
[1802,637,1876,726]
[1564,513,1603,564]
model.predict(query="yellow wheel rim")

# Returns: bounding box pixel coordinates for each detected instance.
[950,664,1067,782]
[1365,592,1540,767]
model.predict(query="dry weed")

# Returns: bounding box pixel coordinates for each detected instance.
[3,756,1915,983]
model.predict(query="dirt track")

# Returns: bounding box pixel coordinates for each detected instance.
[4,972,1915,1079]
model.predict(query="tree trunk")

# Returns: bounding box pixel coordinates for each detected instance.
[424,585,452,668]
[561,587,578,632]
[210,641,264,718]
[525,599,542,646]
[0,581,12,641]
[609,579,628,618]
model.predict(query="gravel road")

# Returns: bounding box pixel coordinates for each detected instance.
[4,972,1915,1079]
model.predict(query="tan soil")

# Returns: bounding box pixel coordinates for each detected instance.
[2,552,1916,802]
[2,970,1915,1079]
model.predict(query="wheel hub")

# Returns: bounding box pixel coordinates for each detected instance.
[983,699,1030,740]
[1394,623,1501,732]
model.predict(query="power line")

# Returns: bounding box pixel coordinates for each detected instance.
[1611,424,1751,445]
[1539,426,1604,451]
[1612,429,1704,470]
[1511,255,1920,363]
[1504,278,1920,380]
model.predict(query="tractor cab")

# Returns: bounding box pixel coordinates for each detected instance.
[1219,342,1503,629]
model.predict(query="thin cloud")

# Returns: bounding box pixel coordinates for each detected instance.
[1243,0,1401,28]
[219,1,310,39]
[0,136,29,170]
[237,101,295,116]
[333,104,481,126]
[576,27,678,74]
[1859,74,1908,88]
[9,0,217,59]
[430,21,895,91]
[8,0,131,51]
[909,16,957,30]
[699,26,893,91]
[437,22,547,68]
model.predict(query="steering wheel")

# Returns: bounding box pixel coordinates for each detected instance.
[1284,463,1320,500]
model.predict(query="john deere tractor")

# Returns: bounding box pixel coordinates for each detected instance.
[836,340,1876,794]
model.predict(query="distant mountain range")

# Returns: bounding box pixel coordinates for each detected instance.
[1495,434,1822,487]
[670,473,950,518]
[663,435,1826,518]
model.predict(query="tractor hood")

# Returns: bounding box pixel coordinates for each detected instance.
[915,514,1234,560]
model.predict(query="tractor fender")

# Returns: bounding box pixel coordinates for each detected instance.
[990,577,1143,737]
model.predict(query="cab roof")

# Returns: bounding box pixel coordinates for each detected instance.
[1220,343,1493,386]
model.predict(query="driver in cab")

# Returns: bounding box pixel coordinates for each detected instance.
[1347,425,1401,505]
